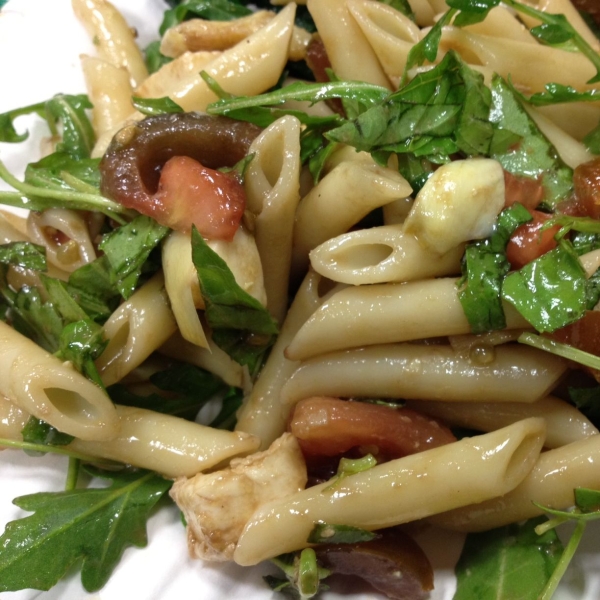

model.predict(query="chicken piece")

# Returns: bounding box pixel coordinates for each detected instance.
[170,432,307,561]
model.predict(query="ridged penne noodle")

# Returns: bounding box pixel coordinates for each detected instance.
[463,5,536,42]
[309,225,463,285]
[244,115,302,322]
[438,28,599,93]
[431,434,600,532]
[160,331,247,390]
[292,156,412,274]
[0,320,119,441]
[162,231,209,349]
[235,271,346,449]
[407,396,598,449]
[285,278,529,361]
[80,55,134,138]
[27,208,97,272]
[306,0,392,88]
[72,0,148,88]
[347,0,420,86]
[95,272,178,387]
[280,343,567,406]
[234,418,547,565]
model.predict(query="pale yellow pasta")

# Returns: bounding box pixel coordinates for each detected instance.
[233,418,547,565]
[536,102,600,141]
[382,196,414,225]
[162,231,209,349]
[160,12,276,57]
[309,224,463,285]
[80,55,134,138]
[165,3,298,111]
[245,115,302,322]
[407,396,598,449]
[347,0,421,86]
[235,271,346,449]
[95,272,178,387]
[292,156,412,274]
[72,0,148,88]
[280,343,567,406]
[69,405,260,478]
[27,208,97,272]
[406,0,437,26]
[463,5,536,42]
[0,395,29,445]
[0,320,119,441]
[134,51,221,99]
[285,277,529,361]
[431,434,600,532]
[524,105,594,168]
[160,331,247,390]
[0,210,28,243]
[439,28,599,93]
[306,0,392,88]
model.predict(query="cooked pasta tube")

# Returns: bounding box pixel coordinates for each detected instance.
[162,231,209,349]
[96,272,178,387]
[69,405,260,478]
[347,0,421,86]
[430,434,600,532]
[27,208,97,272]
[292,157,412,274]
[280,343,567,406]
[407,396,598,449]
[0,210,28,243]
[160,331,246,390]
[72,0,148,88]
[235,271,345,449]
[81,55,134,138]
[285,277,529,361]
[309,224,463,285]
[233,418,547,565]
[0,396,258,477]
[307,0,392,88]
[0,321,119,441]
[244,115,302,322]
[462,6,535,42]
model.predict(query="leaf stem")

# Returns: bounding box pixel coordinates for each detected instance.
[518,332,600,370]
[539,519,586,600]
[65,457,80,491]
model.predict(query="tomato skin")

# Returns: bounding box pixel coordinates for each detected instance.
[574,157,600,219]
[152,156,246,241]
[506,209,560,269]
[503,171,544,210]
[289,396,456,461]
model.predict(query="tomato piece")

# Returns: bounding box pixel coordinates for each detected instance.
[574,157,600,219]
[503,171,544,210]
[153,155,246,241]
[549,311,600,381]
[289,396,456,461]
[506,209,560,269]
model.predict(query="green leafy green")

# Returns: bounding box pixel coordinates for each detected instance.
[458,203,532,334]
[132,96,184,116]
[518,332,600,371]
[0,241,46,271]
[0,468,171,593]
[267,549,330,600]
[454,516,563,600]
[24,152,101,193]
[502,241,588,332]
[21,417,74,448]
[307,523,378,545]
[98,215,169,299]
[191,226,278,374]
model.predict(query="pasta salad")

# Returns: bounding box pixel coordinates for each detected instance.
[1,0,600,599]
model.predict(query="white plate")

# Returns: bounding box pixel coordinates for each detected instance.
[0,1,599,599]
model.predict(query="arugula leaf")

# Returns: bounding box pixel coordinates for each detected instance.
[458,204,532,334]
[268,549,330,600]
[0,241,46,271]
[144,40,172,74]
[454,516,563,600]
[502,241,588,332]
[489,76,573,209]
[0,469,171,593]
[44,94,95,159]
[24,152,101,192]
[518,331,600,371]
[307,523,378,545]
[21,417,74,447]
[326,51,493,162]
[98,215,169,299]
[131,96,184,116]
[517,82,600,107]
[190,227,278,374]
[159,0,252,35]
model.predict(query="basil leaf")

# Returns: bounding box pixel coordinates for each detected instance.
[502,241,588,332]
[190,227,278,374]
